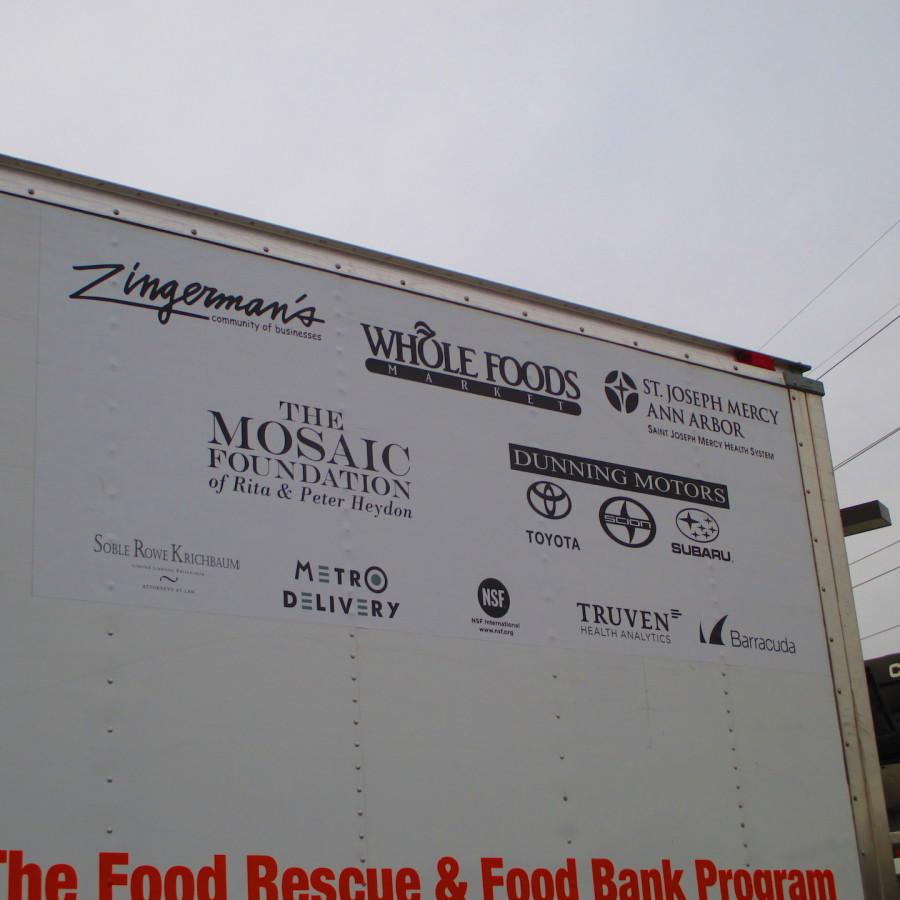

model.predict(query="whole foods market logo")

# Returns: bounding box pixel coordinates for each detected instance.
[599,497,656,548]
[604,371,639,414]
[526,481,572,520]
[70,261,324,335]
[699,614,796,655]
[283,559,398,619]
[361,320,581,415]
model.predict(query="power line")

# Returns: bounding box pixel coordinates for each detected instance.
[850,538,900,566]
[817,309,900,378]
[861,621,900,641]
[853,564,900,590]
[834,425,900,471]
[810,299,900,373]
[760,217,900,349]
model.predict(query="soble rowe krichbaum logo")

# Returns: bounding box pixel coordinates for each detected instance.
[604,370,639,414]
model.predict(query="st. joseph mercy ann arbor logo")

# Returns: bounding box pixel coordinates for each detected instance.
[604,370,639,413]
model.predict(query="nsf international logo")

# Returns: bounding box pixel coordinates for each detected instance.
[526,481,572,520]
[604,370,639,414]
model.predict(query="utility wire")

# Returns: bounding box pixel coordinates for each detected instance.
[817,309,900,378]
[833,425,900,471]
[760,217,900,349]
[853,564,900,590]
[850,538,900,566]
[810,299,900,373]
[861,621,900,641]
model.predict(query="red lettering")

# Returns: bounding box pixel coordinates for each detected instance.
[131,865,162,900]
[247,857,279,900]
[556,861,578,900]
[660,862,685,900]
[197,857,227,900]
[590,860,616,900]
[100,854,132,900]
[531,870,553,900]
[164,867,195,900]
[694,861,717,900]
[481,859,505,900]
[338,869,364,900]
[363,870,392,900]
[717,869,734,900]
[310,868,336,900]
[507,869,529,900]
[46,865,78,900]
[9,851,43,900]
[395,869,420,900]
[282,868,309,900]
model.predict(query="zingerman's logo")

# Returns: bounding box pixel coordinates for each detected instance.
[361,320,582,415]
[69,261,325,331]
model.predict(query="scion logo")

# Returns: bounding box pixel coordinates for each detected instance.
[676,508,720,543]
[699,613,797,655]
[599,497,656,548]
[604,371,639,414]
[526,481,572,520]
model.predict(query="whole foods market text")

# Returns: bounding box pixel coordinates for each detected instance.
[362,320,581,415]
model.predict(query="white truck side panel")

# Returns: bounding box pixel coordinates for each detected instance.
[0,165,889,900]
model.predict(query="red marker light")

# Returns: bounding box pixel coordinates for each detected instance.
[734,349,776,371]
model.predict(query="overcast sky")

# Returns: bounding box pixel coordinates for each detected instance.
[3,0,898,654]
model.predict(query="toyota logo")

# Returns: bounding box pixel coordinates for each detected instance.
[527,481,572,520]
[604,370,639,414]
[599,497,656,548]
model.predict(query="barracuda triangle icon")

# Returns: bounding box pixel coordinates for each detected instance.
[699,614,728,646]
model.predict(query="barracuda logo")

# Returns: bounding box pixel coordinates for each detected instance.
[700,614,797,655]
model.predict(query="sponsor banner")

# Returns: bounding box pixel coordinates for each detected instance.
[508,444,730,508]
[0,850,842,900]
[33,206,829,673]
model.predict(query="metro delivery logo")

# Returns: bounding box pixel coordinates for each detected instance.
[283,560,397,620]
